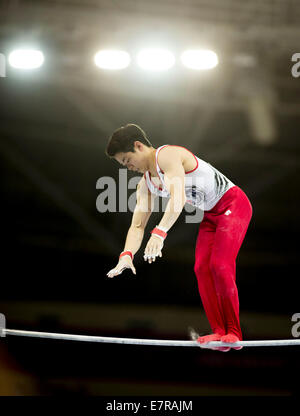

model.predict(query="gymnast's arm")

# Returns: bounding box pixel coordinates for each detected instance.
[123,175,156,255]
[157,151,186,231]
[143,148,186,263]
[148,147,186,234]
[106,176,155,277]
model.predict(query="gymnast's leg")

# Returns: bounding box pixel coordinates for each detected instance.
[209,187,253,349]
[194,218,229,351]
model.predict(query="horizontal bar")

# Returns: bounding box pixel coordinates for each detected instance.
[2,329,300,348]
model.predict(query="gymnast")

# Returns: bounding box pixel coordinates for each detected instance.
[106,124,252,352]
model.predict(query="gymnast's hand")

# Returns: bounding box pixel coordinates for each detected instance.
[106,256,136,278]
[144,235,163,264]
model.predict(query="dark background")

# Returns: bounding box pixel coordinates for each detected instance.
[0,0,299,397]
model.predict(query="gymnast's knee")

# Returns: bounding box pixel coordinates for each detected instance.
[193,261,210,277]
[209,260,234,284]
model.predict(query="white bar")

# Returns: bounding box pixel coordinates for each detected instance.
[3,329,300,348]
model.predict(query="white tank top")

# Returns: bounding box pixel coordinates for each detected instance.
[144,145,235,211]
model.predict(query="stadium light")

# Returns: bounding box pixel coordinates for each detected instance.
[8,49,44,69]
[181,49,219,70]
[136,48,175,72]
[94,50,130,70]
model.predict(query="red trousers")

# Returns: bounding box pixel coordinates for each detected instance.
[194,186,253,340]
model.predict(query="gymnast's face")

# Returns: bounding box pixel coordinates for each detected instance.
[114,141,147,173]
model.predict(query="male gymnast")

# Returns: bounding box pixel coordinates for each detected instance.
[105,124,252,351]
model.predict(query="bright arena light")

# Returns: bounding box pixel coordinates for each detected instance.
[8,49,44,69]
[136,48,175,72]
[181,49,219,70]
[94,50,130,70]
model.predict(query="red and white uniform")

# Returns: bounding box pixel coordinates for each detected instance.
[144,144,253,342]
[144,145,235,211]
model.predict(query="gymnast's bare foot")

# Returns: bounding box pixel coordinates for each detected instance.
[221,333,243,350]
[197,333,230,352]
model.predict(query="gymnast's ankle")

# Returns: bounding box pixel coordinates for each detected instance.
[221,333,240,343]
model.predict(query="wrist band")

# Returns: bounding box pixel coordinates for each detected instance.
[119,251,133,260]
[151,226,168,240]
